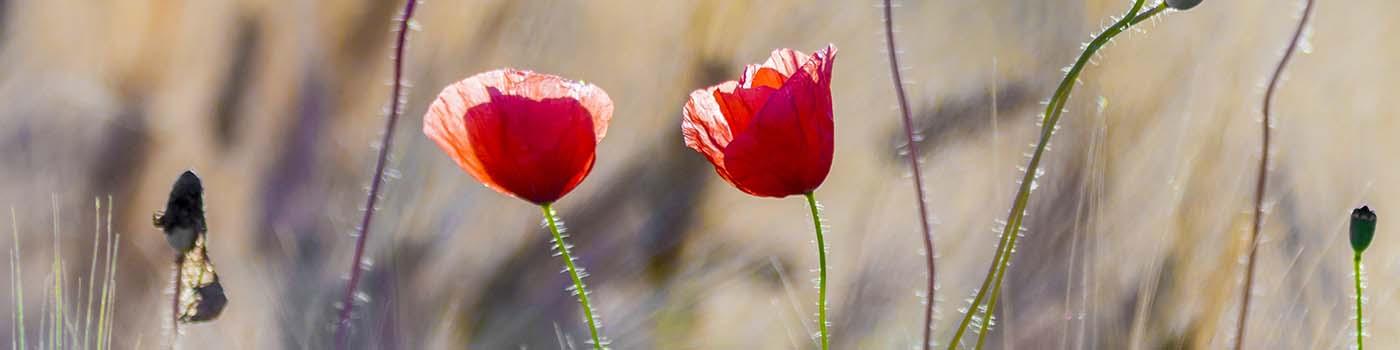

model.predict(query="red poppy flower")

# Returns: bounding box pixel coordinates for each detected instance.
[682,44,837,198]
[424,68,613,204]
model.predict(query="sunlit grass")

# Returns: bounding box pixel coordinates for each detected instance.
[8,197,121,350]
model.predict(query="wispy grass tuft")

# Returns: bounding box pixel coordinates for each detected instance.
[1235,0,1315,348]
[83,198,101,349]
[9,196,120,350]
[50,196,63,350]
[11,207,26,350]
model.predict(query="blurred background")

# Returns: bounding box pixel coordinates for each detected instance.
[1,0,1396,348]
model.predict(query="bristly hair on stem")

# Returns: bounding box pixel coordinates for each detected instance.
[803,192,831,350]
[541,204,607,349]
[1235,0,1314,348]
[335,0,419,347]
[880,0,937,348]
[1352,252,1366,350]
[945,1,1169,349]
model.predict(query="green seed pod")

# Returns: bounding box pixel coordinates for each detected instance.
[1351,206,1377,253]
[1167,0,1203,10]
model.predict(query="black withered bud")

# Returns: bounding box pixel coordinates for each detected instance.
[1351,206,1377,253]
[154,170,206,253]
[1166,0,1203,10]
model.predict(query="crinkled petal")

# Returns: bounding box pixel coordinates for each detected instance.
[438,68,612,141]
[682,82,736,181]
[719,49,836,197]
[757,48,804,79]
[681,44,838,198]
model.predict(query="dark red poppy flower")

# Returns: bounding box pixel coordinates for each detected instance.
[682,44,837,198]
[424,68,613,204]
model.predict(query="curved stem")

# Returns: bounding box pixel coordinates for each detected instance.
[1354,253,1364,350]
[542,204,604,349]
[335,0,419,347]
[804,192,830,350]
[1236,0,1314,347]
[976,6,1169,349]
[881,0,938,348]
[1130,5,1168,26]
[947,2,1165,348]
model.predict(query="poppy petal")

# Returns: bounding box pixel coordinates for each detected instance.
[761,49,804,78]
[681,44,837,198]
[683,83,736,179]
[720,65,834,197]
[464,90,598,204]
[425,69,611,204]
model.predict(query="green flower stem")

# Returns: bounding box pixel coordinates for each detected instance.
[946,1,1166,349]
[541,204,604,349]
[1130,5,1168,26]
[1354,252,1365,350]
[804,192,830,350]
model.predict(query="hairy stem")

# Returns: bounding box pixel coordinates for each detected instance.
[1235,0,1314,348]
[1354,253,1364,350]
[804,192,830,350]
[879,0,935,347]
[881,1,938,348]
[542,204,604,349]
[334,0,419,347]
[947,2,1166,348]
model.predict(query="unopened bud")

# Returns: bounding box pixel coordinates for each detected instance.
[1166,0,1203,10]
[1351,206,1377,253]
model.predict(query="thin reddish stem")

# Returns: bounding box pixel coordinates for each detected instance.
[1236,0,1315,348]
[334,0,419,347]
[881,1,937,348]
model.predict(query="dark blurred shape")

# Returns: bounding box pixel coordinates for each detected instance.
[640,58,730,284]
[87,101,150,217]
[0,0,8,49]
[260,71,336,348]
[213,15,261,150]
[154,170,206,252]
[891,81,1035,161]
[339,0,399,68]
[258,71,329,251]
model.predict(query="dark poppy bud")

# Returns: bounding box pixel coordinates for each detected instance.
[1351,206,1377,253]
[1167,0,1203,10]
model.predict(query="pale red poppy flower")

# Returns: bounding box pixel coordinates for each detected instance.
[424,68,613,204]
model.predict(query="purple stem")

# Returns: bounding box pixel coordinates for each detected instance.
[1236,0,1315,348]
[334,0,419,348]
[882,1,937,348]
